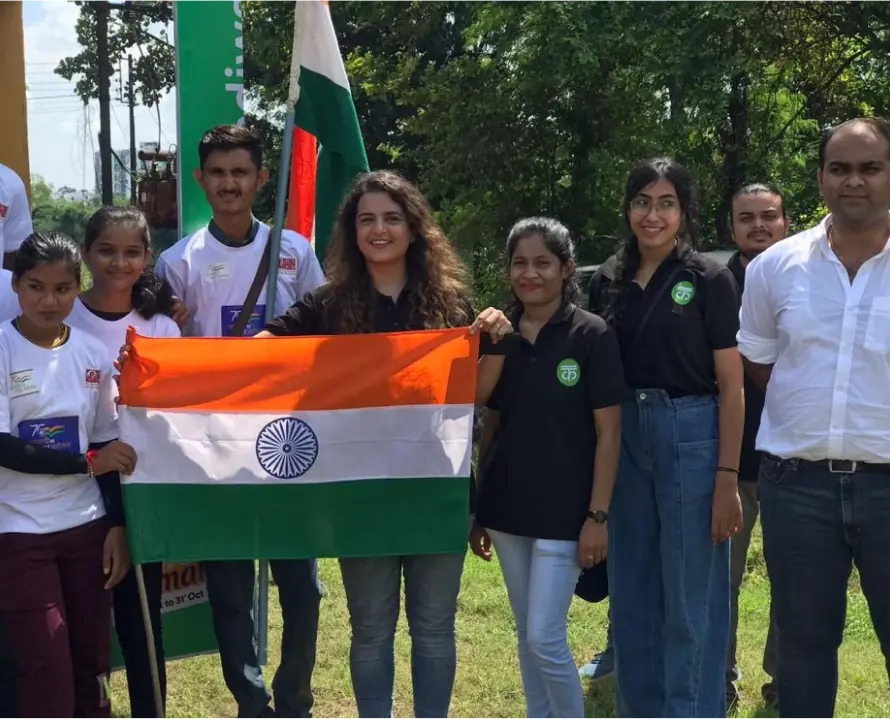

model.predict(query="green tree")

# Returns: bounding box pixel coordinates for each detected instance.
[29,176,100,241]
[56,1,174,109]
[61,1,890,303]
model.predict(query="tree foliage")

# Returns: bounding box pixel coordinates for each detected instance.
[62,1,890,304]
[29,176,100,240]
[56,1,174,108]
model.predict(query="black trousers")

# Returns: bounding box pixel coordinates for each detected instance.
[113,562,166,717]
[0,614,18,717]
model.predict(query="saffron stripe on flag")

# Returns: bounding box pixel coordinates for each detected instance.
[285,127,317,238]
[120,328,478,412]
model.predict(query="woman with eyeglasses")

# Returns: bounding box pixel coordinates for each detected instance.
[588,158,744,717]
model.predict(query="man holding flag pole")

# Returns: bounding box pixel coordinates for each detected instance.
[136,0,369,714]
[158,2,369,715]
[154,121,327,717]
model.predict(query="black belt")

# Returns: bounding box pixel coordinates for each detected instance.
[802,458,890,474]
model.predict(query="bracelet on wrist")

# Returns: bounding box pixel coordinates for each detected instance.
[716,466,739,475]
[85,450,99,478]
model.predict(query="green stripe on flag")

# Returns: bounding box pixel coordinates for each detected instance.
[294,67,369,260]
[123,478,470,564]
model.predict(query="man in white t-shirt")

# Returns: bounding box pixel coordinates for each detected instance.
[0,163,34,270]
[155,124,325,718]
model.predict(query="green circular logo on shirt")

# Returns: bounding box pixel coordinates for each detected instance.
[671,281,695,306]
[557,359,581,387]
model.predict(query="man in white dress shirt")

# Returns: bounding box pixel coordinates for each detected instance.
[738,117,890,717]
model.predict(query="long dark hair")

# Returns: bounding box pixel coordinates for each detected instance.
[83,206,176,320]
[602,158,700,329]
[13,232,82,283]
[505,217,580,307]
[323,170,472,333]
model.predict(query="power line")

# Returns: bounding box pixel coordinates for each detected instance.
[111,104,128,139]
[27,93,85,101]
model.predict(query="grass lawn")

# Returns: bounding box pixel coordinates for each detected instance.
[110,529,888,718]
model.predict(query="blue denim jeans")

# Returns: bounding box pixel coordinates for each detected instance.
[339,553,465,718]
[204,559,322,718]
[487,530,583,718]
[759,454,890,717]
[609,389,729,718]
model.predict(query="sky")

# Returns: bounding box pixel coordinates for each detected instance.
[23,0,177,192]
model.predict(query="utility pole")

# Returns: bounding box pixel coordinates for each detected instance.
[128,54,137,205]
[95,1,113,206]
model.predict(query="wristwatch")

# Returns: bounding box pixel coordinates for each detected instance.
[587,509,609,524]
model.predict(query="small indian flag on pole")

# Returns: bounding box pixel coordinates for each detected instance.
[117,328,478,564]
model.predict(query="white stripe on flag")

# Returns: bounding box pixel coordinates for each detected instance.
[296,1,350,91]
[120,404,474,486]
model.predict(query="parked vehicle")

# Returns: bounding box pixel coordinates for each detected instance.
[577,249,734,309]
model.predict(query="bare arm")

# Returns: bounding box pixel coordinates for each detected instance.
[474,409,500,491]
[715,347,745,471]
[577,404,621,567]
[712,346,744,542]
[742,357,773,392]
[475,355,505,407]
[589,405,621,512]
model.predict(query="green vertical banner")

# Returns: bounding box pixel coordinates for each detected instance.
[174,0,245,235]
[112,564,218,671]
[111,1,247,673]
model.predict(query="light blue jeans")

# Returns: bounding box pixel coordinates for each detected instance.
[488,530,584,718]
[339,553,465,718]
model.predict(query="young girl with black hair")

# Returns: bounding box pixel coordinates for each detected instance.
[472,217,624,718]
[67,206,182,717]
[0,231,137,717]
[590,158,744,717]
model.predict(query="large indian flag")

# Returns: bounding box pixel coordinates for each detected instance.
[117,328,477,564]
[286,0,369,258]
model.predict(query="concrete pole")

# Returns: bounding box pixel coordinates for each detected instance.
[0,1,31,197]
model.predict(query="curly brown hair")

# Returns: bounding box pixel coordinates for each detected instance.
[322,170,473,333]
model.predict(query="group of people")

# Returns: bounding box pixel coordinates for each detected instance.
[0,115,888,719]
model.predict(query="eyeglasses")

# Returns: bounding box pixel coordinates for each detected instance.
[629,197,681,216]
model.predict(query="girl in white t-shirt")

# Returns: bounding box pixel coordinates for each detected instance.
[0,231,137,717]
[68,206,182,717]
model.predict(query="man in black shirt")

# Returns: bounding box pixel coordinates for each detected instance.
[725,183,789,709]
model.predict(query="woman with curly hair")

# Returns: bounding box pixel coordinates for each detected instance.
[588,158,743,717]
[259,170,512,718]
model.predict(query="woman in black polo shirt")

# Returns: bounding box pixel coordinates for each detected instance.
[590,158,743,718]
[259,170,511,719]
[471,217,625,718]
